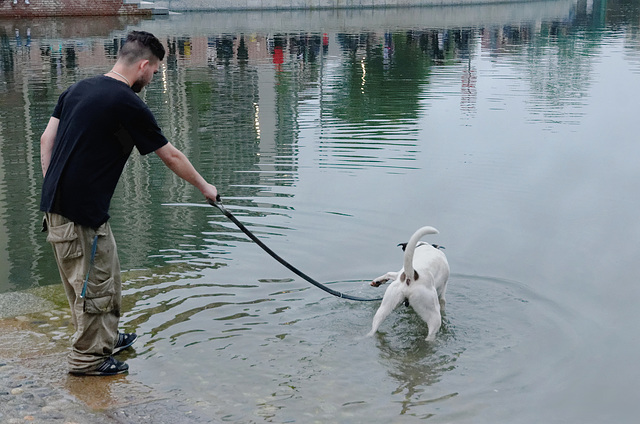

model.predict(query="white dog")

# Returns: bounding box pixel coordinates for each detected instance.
[368,226,449,341]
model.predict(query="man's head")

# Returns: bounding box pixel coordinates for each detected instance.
[117,31,165,92]
[118,31,165,64]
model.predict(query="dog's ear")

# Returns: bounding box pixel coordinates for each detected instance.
[400,272,406,283]
[397,242,408,251]
[413,270,419,280]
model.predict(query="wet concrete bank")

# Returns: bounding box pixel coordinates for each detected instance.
[0,288,217,424]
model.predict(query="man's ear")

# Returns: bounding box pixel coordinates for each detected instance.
[138,59,150,72]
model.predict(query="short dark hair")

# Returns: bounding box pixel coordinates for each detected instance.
[118,31,165,64]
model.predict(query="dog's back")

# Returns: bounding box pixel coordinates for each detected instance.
[411,243,449,297]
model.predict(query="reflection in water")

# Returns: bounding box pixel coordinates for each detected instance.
[2,1,640,422]
[374,329,461,417]
[64,373,153,410]
[1,2,621,291]
[0,1,620,292]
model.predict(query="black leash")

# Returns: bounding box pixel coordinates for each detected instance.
[208,197,382,302]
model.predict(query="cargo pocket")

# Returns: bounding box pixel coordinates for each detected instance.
[46,220,82,260]
[84,277,115,314]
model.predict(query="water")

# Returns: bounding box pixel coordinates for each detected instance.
[2,0,640,422]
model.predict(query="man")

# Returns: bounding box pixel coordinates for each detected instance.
[40,31,217,376]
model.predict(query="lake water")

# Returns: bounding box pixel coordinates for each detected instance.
[2,0,640,422]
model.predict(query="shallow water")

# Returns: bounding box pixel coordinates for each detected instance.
[2,0,640,422]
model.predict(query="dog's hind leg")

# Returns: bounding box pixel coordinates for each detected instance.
[367,283,404,337]
[371,271,399,287]
[409,286,442,341]
[438,286,447,311]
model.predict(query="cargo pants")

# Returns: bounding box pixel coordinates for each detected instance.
[45,212,122,373]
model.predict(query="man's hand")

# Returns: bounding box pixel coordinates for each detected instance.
[200,183,218,204]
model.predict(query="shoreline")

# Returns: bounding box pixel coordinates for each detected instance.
[144,0,566,12]
[0,0,577,18]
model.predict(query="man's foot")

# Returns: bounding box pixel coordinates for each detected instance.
[113,332,138,354]
[70,357,128,376]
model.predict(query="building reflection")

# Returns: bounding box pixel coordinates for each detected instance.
[0,0,635,292]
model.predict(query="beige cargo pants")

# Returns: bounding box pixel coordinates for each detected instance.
[45,212,122,373]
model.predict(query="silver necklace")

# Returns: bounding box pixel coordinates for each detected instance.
[109,70,130,86]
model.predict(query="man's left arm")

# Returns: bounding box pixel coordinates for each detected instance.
[40,117,59,177]
[155,142,218,201]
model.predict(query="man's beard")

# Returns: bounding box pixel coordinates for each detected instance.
[131,79,145,93]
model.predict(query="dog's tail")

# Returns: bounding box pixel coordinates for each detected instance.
[401,226,439,285]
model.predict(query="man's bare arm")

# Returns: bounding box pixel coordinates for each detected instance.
[155,142,218,201]
[40,117,59,177]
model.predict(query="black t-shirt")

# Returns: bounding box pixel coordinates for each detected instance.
[40,75,168,228]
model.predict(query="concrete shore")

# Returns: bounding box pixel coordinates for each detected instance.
[0,287,216,423]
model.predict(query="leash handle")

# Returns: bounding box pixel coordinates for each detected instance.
[207,194,223,209]
[208,195,228,215]
[208,196,381,302]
